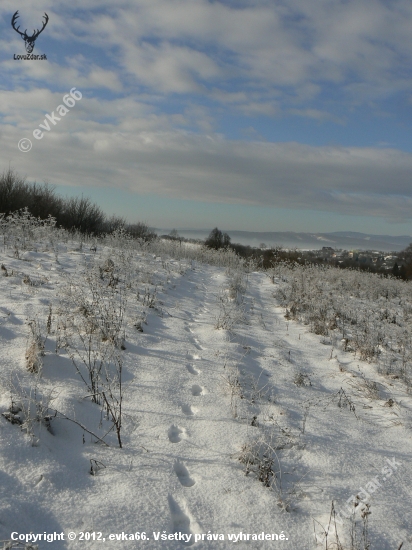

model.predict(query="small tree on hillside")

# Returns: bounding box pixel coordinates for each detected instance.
[223,232,231,247]
[205,227,231,250]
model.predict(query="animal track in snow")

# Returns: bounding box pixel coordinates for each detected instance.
[168,425,187,443]
[167,495,195,545]
[187,353,201,361]
[191,384,204,396]
[174,460,195,487]
[181,404,196,415]
[187,364,200,375]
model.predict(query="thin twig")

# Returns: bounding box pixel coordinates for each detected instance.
[48,407,109,446]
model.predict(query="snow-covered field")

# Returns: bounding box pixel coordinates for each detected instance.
[0,221,411,550]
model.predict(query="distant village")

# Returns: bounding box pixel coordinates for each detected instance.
[309,246,397,265]
[294,246,403,277]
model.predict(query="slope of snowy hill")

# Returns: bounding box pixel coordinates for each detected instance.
[0,227,411,549]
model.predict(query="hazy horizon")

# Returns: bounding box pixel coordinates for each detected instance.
[156,228,412,238]
[155,228,412,252]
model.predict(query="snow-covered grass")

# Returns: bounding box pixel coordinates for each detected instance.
[270,262,412,389]
[0,220,411,549]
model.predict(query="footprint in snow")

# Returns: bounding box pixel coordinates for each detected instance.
[167,495,195,546]
[174,460,195,487]
[191,384,204,396]
[168,425,187,443]
[181,404,196,415]
[187,364,200,375]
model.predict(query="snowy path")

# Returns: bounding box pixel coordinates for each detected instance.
[0,250,411,549]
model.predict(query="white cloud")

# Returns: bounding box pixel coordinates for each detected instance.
[288,108,345,124]
[121,42,221,93]
[2,0,412,231]
[4,0,412,106]
[2,117,412,221]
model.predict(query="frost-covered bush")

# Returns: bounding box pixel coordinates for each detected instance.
[270,262,412,388]
[25,318,46,374]
[0,208,56,254]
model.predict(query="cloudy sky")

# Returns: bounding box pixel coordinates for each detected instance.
[2,0,412,234]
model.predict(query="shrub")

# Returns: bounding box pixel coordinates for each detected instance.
[205,227,231,250]
[126,222,157,241]
[60,195,105,234]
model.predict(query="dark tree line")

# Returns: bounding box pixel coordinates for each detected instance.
[394,244,412,279]
[0,169,156,239]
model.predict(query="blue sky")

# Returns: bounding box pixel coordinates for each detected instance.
[2,0,412,234]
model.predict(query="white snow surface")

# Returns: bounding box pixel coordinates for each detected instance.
[0,240,411,550]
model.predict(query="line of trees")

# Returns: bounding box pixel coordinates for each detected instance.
[0,169,156,239]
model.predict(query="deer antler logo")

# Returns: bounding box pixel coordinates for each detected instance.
[11,11,49,54]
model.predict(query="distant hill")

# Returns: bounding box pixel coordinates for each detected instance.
[156,229,412,252]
